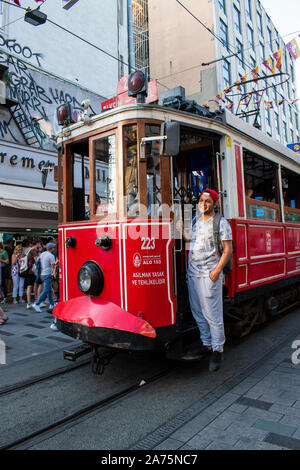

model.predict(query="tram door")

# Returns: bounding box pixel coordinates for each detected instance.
[172,134,220,323]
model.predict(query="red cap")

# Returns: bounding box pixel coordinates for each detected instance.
[200,189,219,202]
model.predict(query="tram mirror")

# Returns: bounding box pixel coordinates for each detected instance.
[160,122,180,156]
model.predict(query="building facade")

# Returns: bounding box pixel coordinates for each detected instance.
[0,0,131,242]
[148,0,299,146]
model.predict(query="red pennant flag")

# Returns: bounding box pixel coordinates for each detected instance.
[13,0,21,5]
[34,0,45,2]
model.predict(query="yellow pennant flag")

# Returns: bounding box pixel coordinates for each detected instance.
[273,49,282,71]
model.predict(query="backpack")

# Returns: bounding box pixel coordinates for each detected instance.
[19,248,31,276]
[32,257,41,278]
[213,213,233,275]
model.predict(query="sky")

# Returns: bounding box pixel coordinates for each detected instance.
[261,0,300,94]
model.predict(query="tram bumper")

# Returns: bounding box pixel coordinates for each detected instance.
[53,297,157,351]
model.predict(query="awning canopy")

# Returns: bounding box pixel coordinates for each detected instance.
[0,184,58,213]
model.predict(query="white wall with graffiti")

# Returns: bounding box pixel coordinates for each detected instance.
[2,0,128,99]
[0,51,105,151]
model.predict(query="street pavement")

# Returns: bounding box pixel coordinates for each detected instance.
[1,301,300,450]
[0,302,78,365]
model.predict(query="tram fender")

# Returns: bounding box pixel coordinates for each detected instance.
[53,297,156,338]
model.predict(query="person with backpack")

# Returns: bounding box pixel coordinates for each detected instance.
[177,189,233,372]
[33,243,57,313]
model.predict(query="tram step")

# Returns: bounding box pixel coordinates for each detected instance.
[63,343,91,361]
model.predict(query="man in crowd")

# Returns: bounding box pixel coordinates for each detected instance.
[33,242,57,313]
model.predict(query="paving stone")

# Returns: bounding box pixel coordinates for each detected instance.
[226,403,248,414]
[270,403,300,418]
[230,377,260,395]
[206,392,240,413]
[234,437,283,450]
[170,411,218,441]
[225,421,268,441]
[185,434,213,450]
[235,396,273,410]
[205,439,237,450]
[154,438,184,450]
[254,419,297,437]
[265,432,300,450]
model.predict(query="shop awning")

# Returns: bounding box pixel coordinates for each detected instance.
[0,184,58,212]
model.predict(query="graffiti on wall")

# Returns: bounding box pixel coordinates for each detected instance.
[0,42,104,150]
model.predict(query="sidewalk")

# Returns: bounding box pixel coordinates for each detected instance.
[132,326,300,451]
[0,302,79,365]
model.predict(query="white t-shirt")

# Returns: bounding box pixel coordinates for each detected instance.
[40,250,56,276]
[187,214,232,277]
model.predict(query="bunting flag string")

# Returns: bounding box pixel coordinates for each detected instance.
[13,0,44,5]
[203,35,300,114]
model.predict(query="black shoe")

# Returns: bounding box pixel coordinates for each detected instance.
[209,351,223,372]
[181,344,211,361]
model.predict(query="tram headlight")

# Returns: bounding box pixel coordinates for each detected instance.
[77,261,104,296]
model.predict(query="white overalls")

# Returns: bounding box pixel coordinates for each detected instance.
[187,214,232,352]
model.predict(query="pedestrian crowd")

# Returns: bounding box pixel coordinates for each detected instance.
[0,237,59,330]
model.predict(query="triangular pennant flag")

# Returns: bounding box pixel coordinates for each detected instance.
[286,39,300,60]
[278,99,284,106]
[13,0,21,5]
[264,101,274,109]
[216,93,225,103]
[225,103,234,110]
[234,80,241,91]
[273,49,282,71]
[241,74,248,83]
[252,66,259,80]
[262,57,275,74]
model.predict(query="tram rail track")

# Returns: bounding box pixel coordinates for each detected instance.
[0,358,91,398]
[0,365,175,450]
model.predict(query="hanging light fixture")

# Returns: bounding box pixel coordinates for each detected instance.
[24,9,47,26]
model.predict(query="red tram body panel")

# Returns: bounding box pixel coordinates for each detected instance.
[53,96,300,356]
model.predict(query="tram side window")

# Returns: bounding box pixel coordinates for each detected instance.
[68,139,90,222]
[281,167,300,223]
[124,125,138,216]
[145,124,161,216]
[93,135,117,217]
[243,152,280,221]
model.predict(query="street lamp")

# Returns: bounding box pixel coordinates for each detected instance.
[24,9,47,26]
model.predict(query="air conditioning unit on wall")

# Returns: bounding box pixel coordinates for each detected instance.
[61,0,80,10]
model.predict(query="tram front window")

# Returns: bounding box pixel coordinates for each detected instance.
[93,135,116,217]
[124,125,138,216]
[146,124,161,216]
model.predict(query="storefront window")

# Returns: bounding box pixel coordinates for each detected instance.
[244,151,280,221]
[93,135,116,217]
[124,125,138,216]
[281,167,300,223]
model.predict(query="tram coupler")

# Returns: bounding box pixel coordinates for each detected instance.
[63,343,92,361]
[91,347,117,375]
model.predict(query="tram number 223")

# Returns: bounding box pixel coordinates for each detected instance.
[141,237,155,250]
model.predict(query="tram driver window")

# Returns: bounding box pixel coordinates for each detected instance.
[124,125,139,216]
[281,167,300,223]
[243,152,280,221]
[93,135,117,217]
[145,124,161,216]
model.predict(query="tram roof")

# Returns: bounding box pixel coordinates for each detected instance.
[57,102,300,169]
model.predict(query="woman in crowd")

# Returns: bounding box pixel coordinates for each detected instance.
[0,242,9,304]
[11,244,25,304]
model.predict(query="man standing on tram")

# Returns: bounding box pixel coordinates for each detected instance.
[177,189,233,372]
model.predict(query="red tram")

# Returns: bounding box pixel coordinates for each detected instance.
[53,75,300,362]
